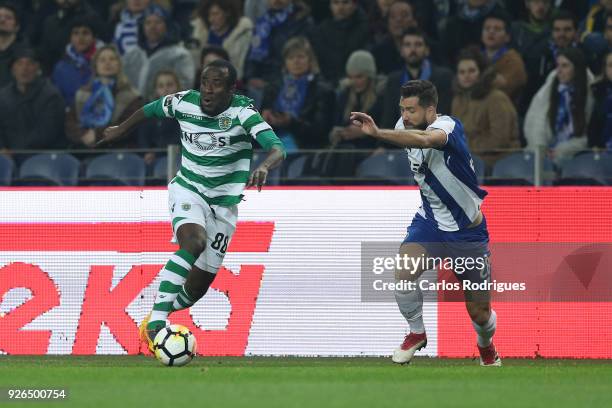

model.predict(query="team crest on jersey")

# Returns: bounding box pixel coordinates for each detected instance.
[181,203,191,211]
[218,115,232,130]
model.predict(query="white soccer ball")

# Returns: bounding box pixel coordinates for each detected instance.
[153,324,197,367]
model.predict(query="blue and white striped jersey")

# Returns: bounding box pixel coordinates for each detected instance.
[396,115,488,232]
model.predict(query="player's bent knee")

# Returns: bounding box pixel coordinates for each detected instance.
[395,243,428,282]
[466,302,491,325]
[177,224,207,257]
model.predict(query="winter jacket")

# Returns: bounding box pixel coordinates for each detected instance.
[65,79,142,148]
[311,8,370,85]
[587,79,612,148]
[0,38,28,88]
[381,64,454,129]
[0,77,65,149]
[261,74,335,149]
[190,16,253,79]
[492,49,527,104]
[451,68,520,167]
[524,69,595,164]
[122,25,195,100]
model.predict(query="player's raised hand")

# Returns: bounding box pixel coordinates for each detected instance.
[350,112,379,137]
[247,165,268,192]
[97,126,124,146]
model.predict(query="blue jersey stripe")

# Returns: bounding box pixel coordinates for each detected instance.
[424,169,473,228]
[419,190,438,229]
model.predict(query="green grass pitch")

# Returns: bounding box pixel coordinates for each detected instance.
[0,356,610,407]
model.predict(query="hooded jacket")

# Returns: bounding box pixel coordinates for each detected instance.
[122,19,195,99]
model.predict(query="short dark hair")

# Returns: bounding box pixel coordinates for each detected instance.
[400,27,429,47]
[456,46,489,73]
[200,44,230,66]
[552,10,578,29]
[203,59,237,88]
[400,80,438,108]
[484,10,512,33]
[197,0,241,31]
[0,2,20,25]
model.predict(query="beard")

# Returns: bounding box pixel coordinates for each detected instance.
[404,119,428,130]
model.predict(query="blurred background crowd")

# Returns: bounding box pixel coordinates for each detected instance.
[0,0,610,186]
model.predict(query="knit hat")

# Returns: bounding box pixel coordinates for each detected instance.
[345,50,376,78]
[143,4,170,22]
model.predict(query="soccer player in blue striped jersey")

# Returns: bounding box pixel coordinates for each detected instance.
[351,80,501,366]
[100,59,286,351]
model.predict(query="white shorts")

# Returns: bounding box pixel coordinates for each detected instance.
[168,181,238,274]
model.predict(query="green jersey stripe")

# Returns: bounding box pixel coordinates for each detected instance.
[179,166,249,188]
[159,281,182,293]
[230,134,252,145]
[175,249,196,264]
[181,147,252,166]
[172,217,187,229]
[166,260,189,278]
[174,176,243,206]
[242,113,264,132]
[153,301,174,312]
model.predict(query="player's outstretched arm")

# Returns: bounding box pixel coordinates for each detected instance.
[350,111,447,149]
[247,146,285,192]
[98,107,147,146]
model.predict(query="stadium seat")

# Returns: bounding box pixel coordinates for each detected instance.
[356,150,413,185]
[251,151,280,186]
[489,151,554,186]
[0,154,14,186]
[153,155,180,183]
[556,152,612,186]
[15,153,80,186]
[85,153,146,186]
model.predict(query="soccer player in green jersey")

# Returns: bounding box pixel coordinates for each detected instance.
[100,60,286,351]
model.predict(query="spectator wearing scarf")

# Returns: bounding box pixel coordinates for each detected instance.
[442,0,505,64]
[381,28,453,128]
[113,0,151,55]
[260,36,334,150]
[65,45,142,148]
[244,1,313,89]
[52,18,102,107]
[588,51,612,150]
[122,4,195,100]
[481,11,527,104]
[525,48,595,166]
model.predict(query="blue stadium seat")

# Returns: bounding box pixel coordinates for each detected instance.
[557,152,612,186]
[153,155,180,182]
[282,154,309,184]
[251,151,280,186]
[356,150,413,185]
[85,153,146,186]
[489,151,554,186]
[0,154,14,186]
[16,153,80,186]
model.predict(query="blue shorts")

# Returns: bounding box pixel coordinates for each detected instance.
[402,214,491,285]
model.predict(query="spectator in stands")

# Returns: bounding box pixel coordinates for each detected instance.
[113,0,151,55]
[261,36,334,151]
[588,51,612,150]
[370,0,418,75]
[524,48,595,166]
[522,11,579,114]
[243,0,267,23]
[325,50,385,179]
[451,47,520,168]
[481,11,527,103]
[38,0,107,73]
[311,0,369,86]
[65,45,142,148]
[583,12,612,75]
[381,28,452,128]
[244,0,313,94]
[0,49,65,152]
[122,5,195,100]
[138,69,181,165]
[441,0,506,64]
[511,0,552,56]
[189,0,253,79]
[192,44,229,88]
[51,18,102,107]
[366,0,394,44]
[0,2,28,88]
[583,0,612,35]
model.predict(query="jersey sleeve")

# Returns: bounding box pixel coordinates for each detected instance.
[238,106,286,156]
[143,92,185,119]
[427,116,457,150]
[394,117,404,130]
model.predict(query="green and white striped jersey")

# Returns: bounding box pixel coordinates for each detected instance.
[143,90,282,207]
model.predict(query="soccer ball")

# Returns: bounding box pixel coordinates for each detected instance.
[153,324,197,367]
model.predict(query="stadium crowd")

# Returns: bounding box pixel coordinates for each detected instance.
[0,0,610,185]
